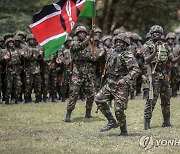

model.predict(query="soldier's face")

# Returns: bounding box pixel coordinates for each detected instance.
[29,38,37,46]
[7,41,15,49]
[167,38,175,45]
[77,31,87,41]
[104,39,111,47]
[14,40,20,47]
[114,39,126,50]
[151,32,162,41]
[65,40,72,48]
[95,40,99,46]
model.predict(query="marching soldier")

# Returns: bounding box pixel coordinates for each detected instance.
[95,34,140,135]
[64,26,95,122]
[143,25,180,130]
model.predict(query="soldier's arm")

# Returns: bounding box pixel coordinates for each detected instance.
[120,51,140,85]
[144,45,157,64]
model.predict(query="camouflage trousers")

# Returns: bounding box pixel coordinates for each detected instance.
[5,71,22,100]
[144,73,171,119]
[95,82,129,127]
[67,73,95,111]
[25,73,41,99]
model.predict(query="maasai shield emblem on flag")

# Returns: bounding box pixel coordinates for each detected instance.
[29,0,85,59]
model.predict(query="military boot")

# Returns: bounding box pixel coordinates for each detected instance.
[5,98,10,105]
[130,92,135,100]
[162,117,172,127]
[52,95,58,103]
[144,118,151,130]
[119,122,128,136]
[64,109,72,122]
[85,109,92,119]
[100,113,118,132]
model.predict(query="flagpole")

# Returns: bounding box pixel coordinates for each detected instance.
[92,16,95,60]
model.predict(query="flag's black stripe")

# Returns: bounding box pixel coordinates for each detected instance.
[60,15,66,31]
[76,7,80,16]
[31,0,67,24]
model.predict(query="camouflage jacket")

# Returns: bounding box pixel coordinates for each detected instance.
[143,39,174,72]
[24,45,43,74]
[70,39,96,77]
[106,48,140,86]
[4,49,22,74]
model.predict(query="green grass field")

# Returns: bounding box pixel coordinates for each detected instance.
[0,97,179,154]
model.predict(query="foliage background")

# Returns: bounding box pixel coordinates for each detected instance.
[0,0,179,36]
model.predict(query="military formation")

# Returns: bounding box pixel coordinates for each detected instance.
[0,25,180,135]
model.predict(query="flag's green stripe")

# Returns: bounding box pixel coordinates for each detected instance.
[43,35,67,59]
[79,1,96,17]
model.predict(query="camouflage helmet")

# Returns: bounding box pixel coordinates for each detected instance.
[74,26,87,35]
[0,36,4,42]
[113,28,124,36]
[145,32,151,39]
[125,32,133,39]
[66,36,73,41]
[5,38,15,45]
[166,32,176,40]
[14,35,22,42]
[132,33,139,40]
[27,33,35,41]
[113,33,130,45]
[94,27,102,34]
[16,31,26,37]
[102,35,112,42]
[149,25,163,34]
[138,36,142,41]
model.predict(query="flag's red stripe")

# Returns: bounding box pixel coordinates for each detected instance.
[31,14,65,43]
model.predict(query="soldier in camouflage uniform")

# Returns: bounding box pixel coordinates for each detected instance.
[94,28,102,39]
[95,34,140,135]
[41,53,58,102]
[64,26,95,122]
[143,25,180,130]
[14,35,27,102]
[3,38,23,104]
[57,36,72,102]
[142,33,152,99]
[166,32,179,97]
[24,34,43,103]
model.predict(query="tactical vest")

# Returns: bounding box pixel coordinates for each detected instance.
[106,49,128,78]
[26,47,41,74]
[8,50,21,65]
[151,43,169,64]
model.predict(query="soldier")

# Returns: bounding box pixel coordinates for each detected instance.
[3,38,23,104]
[95,34,140,135]
[14,35,27,102]
[143,25,180,130]
[24,34,43,103]
[166,32,178,97]
[94,28,102,39]
[142,33,152,99]
[64,26,95,122]
[57,36,73,102]
[41,53,58,102]
[16,31,27,45]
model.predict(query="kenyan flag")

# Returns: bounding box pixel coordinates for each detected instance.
[79,0,96,17]
[29,0,85,59]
